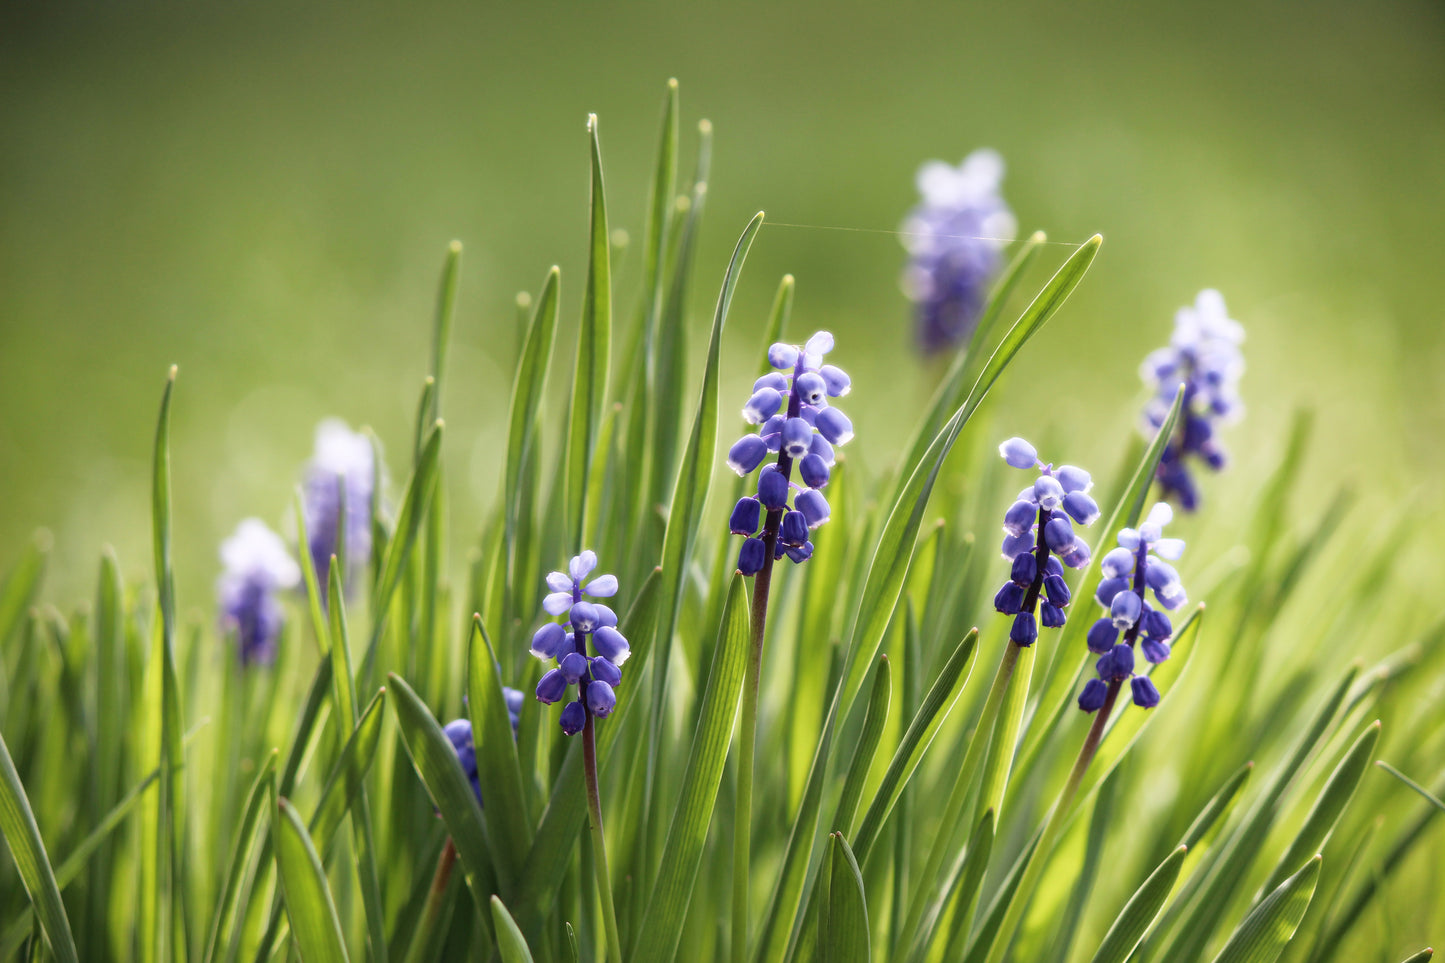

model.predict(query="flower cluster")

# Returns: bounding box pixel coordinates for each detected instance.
[529,551,630,735]
[302,419,376,593]
[1140,289,1245,510]
[217,518,301,666]
[443,688,523,805]
[992,438,1100,646]
[900,149,1016,354]
[727,332,853,575]
[1079,503,1188,713]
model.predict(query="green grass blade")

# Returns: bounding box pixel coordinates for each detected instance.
[1375,761,1445,812]
[203,750,278,963]
[509,568,661,942]
[490,896,536,963]
[293,490,330,653]
[1089,846,1188,963]
[0,530,47,651]
[0,729,79,963]
[1209,855,1320,963]
[843,234,1102,708]
[758,274,795,374]
[504,267,561,603]
[852,629,978,861]
[633,573,751,963]
[565,113,612,546]
[823,834,869,963]
[913,809,995,962]
[360,420,443,681]
[281,657,334,797]
[1180,761,1255,850]
[309,688,387,854]
[1259,721,1379,895]
[833,657,892,839]
[389,672,496,918]
[429,240,461,422]
[1397,950,1434,963]
[652,211,764,704]
[467,615,532,887]
[274,797,350,963]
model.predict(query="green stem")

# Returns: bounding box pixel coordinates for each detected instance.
[584,712,624,963]
[733,567,772,963]
[978,680,1119,963]
[403,838,458,963]
[901,640,1021,952]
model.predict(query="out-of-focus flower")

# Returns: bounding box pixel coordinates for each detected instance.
[217,518,301,666]
[901,149,1016,354]
[1141,289,1245,510]
[443,687,522,806]
[302,419,375,593]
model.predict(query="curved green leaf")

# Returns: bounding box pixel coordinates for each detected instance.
[0,529,47,650]
[274,797,349,963]
[0,729,78,963]
[490,896,536,963]
[389,673,495,919]
[823,834,869,963]
[429,240,461,422]
[505,267,561,586]
[468,616,532,887]
[1090,846,1188,963]
[1209,855,1320,963]
[1181,761,1255,851]
[633,573,751,963]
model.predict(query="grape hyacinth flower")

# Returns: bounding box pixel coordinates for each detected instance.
[217,518,302,666]
[529,551,629,735]
[992,437,1100,646]
[1140,289,1245,510]
[1079,502,1188,713]
[727,330,853,576]
[900,149,1017,354]
[443,687,523,805]
[301,418,375,594]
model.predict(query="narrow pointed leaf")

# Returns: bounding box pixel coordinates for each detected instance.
[852,628,978,861]
[833,657,892,839]
[468,616,532,887]
[823,834,869,963]
[565,114,612,545]
[1089,846,1188,963]
[0,730,78,963]
[1209,855,1320,963]
[634,573,751,963]
[274,797,349,963]
[389,673,495,917]
[1260,721,1379,894]
[490,896,536,963]
[203,750,279,963]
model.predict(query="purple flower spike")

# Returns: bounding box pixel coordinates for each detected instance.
[529,551,629,734]
[726,331,853,574]
[990,438,1099,649]
[1075,501,1191,714]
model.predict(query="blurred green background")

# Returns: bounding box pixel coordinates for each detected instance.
[2,0,1442,603]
